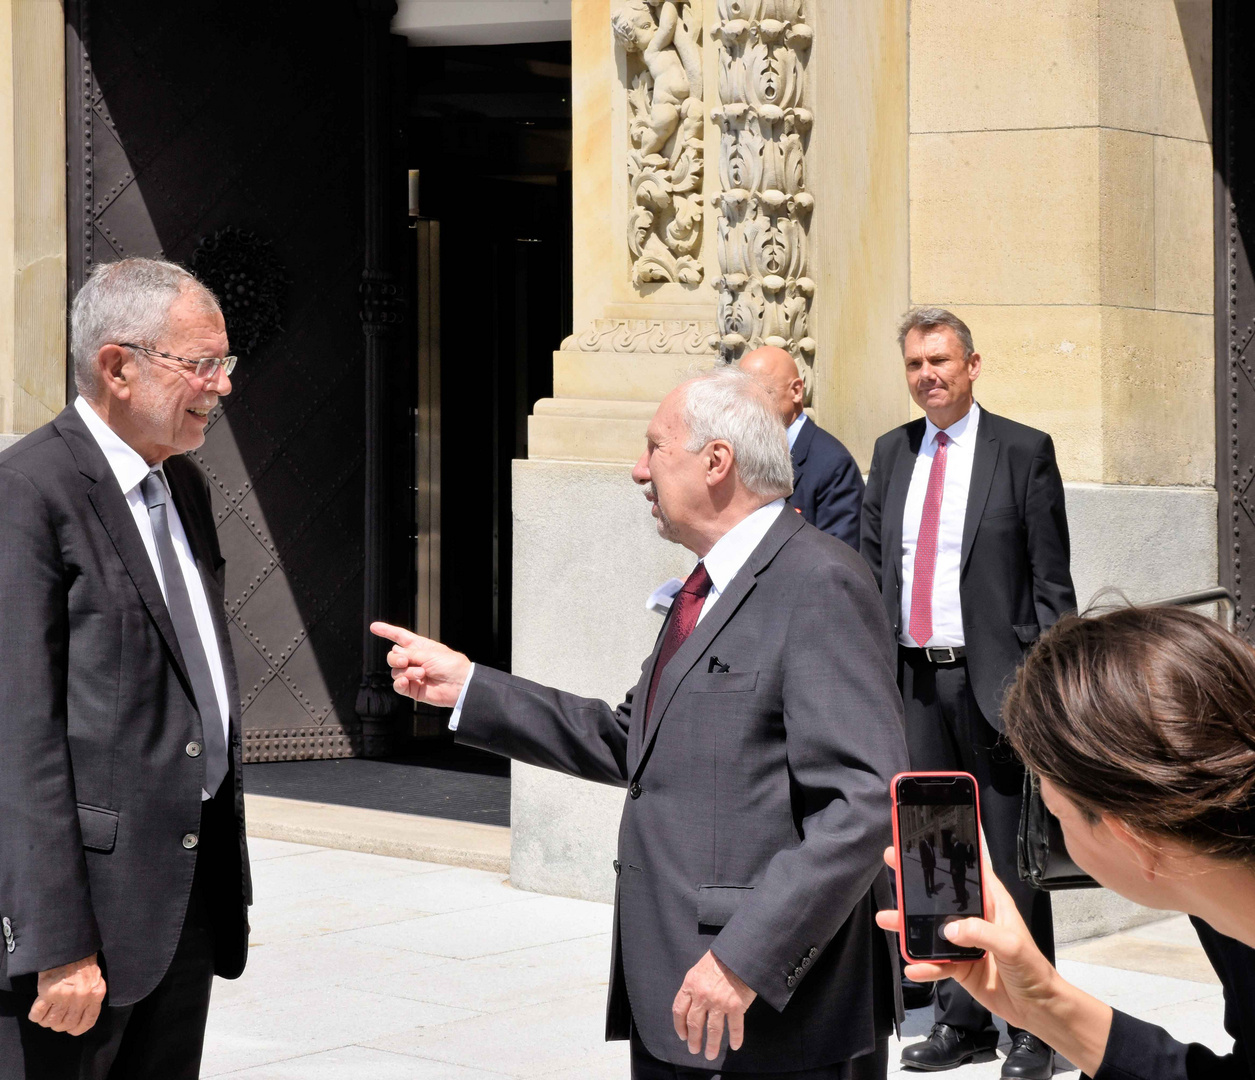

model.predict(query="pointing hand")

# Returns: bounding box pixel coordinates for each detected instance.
[370,622,472,708]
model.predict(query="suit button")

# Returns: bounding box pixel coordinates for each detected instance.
[186,741,202,757]
[629,783,642,799]
[801,957,810,969]
[793,966,803,977]
[808,947,818,959]
[182,833,199,849]
[613,859,621,875]
[786,975,796,988]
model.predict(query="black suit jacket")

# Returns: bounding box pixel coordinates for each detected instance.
[860,408,1076,727]
[1096,918,1254,1079]
[788,417,865,551]
[457,509,909,1071]
[0,406,251,1007]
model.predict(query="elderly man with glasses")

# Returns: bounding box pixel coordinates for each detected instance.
[0,257,251,1079]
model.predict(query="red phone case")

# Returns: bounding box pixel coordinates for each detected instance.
[889,770,987,964]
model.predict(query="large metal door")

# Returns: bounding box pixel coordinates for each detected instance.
[66,1,376,759]
[1217,0,1255,639]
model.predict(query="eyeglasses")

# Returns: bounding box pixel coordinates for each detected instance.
[119,343,238,381]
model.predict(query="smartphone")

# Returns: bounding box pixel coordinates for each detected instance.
[890,771,986,963]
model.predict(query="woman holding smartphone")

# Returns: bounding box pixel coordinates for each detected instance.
[878,606,1255,1079]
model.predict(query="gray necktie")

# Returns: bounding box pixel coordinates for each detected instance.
[141,469,229,797]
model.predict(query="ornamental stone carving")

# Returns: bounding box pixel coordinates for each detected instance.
[561,318,717,354]
[712,0,815,392]
[613,0,705,287]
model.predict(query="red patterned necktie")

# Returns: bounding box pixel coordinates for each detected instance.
[909,431,950,647]
[646,561,713,723]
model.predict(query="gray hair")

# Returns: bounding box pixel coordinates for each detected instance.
[896,306,975,359]
[681,366,793,499]
[71,258,221,398]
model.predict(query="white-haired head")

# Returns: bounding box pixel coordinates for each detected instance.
[680,365,793,499]
[71,258,221,399]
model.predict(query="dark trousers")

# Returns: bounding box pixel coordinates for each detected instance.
[898,648,1054,1039]
[630,1031,890,1080]
[0,799,222,1080]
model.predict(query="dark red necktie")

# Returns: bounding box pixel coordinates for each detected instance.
[909,431,949,647]
[646,562,713,723]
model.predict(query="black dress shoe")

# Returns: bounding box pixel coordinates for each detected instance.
[1001,1032,1054,1079]
[901,1024,998,1071]
[901,980,935,1010]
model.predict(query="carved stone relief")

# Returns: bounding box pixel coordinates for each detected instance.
[561,317,716,354]
[712,0,815,392]
[613,0,705,287]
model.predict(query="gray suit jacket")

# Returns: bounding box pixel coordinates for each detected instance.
[458,509,909,1071]
[0,406,251,1006]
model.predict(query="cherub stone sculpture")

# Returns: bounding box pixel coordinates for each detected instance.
[614,0,706,286]
[613,0,702,158]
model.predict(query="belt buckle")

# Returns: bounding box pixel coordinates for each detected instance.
[927,646,957,664]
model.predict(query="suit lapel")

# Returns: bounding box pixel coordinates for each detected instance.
[167,458,242,732]
[53,408,192,689]
[961,412,1000,573]
[632,509,804,779]
[788,416,814,497]
[884,420,925,604]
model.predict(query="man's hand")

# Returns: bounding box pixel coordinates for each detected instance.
[370,622,472,707]
[672,949,757,1060]
[28,954,106,1036]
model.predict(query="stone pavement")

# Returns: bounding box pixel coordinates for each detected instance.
[203,838,1231,1079]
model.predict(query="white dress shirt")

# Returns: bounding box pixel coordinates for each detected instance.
[899,402,981,648]
[450,499,789,730]
[74,396,231,799]
[786,412,807,452]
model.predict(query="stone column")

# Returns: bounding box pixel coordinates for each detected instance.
[512,0,910,902]
[0,0,66,442]
[907,0,1216,615]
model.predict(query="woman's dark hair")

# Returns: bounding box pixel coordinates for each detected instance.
[1003,606,1255,865]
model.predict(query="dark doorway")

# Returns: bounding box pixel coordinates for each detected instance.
[405,42,572,673]
[1216,0,1255,638]
[65,1,397,762]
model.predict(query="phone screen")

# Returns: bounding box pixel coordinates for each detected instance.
[894,774,985,962]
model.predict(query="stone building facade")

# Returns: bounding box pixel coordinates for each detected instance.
[0,1,1219,937]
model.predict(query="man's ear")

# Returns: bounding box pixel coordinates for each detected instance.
[967,352,982,382]
[1104,814,1159,881]
[97,344,132,400]
[706,439,735,486]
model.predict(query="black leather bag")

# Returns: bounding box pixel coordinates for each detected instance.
[1016,771,1099,891]
[1016,587,1235,892]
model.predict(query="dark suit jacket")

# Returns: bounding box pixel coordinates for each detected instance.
[0,406,251,1007]
[860,408,1076,727]
[1096,918,1254,1079]
[457,509,909,1071]
[788,416,865,551]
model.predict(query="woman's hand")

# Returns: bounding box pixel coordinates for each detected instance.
[875,842,1113,1075]
[876,844,1058,1029]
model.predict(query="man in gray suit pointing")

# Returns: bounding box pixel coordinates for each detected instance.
[374,367,909,1079]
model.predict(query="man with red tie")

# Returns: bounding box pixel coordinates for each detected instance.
[373,366,909,1079]
[861,309,1075,1080]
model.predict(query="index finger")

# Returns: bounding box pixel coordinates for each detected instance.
[370,621,417,647]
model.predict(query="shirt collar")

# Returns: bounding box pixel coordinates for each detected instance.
[699,498,787,594]
[923,400,981,451]
[73,394,157,497]
[786,412,808,451]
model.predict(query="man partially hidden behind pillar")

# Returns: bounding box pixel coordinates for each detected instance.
[739,346,865,550]
[375,367,908,1079]
[861,309,1075,1080]
[0,258,251,1079]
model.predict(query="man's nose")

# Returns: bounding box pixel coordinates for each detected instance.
[207,366,232,397]
[631,451,650,485]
